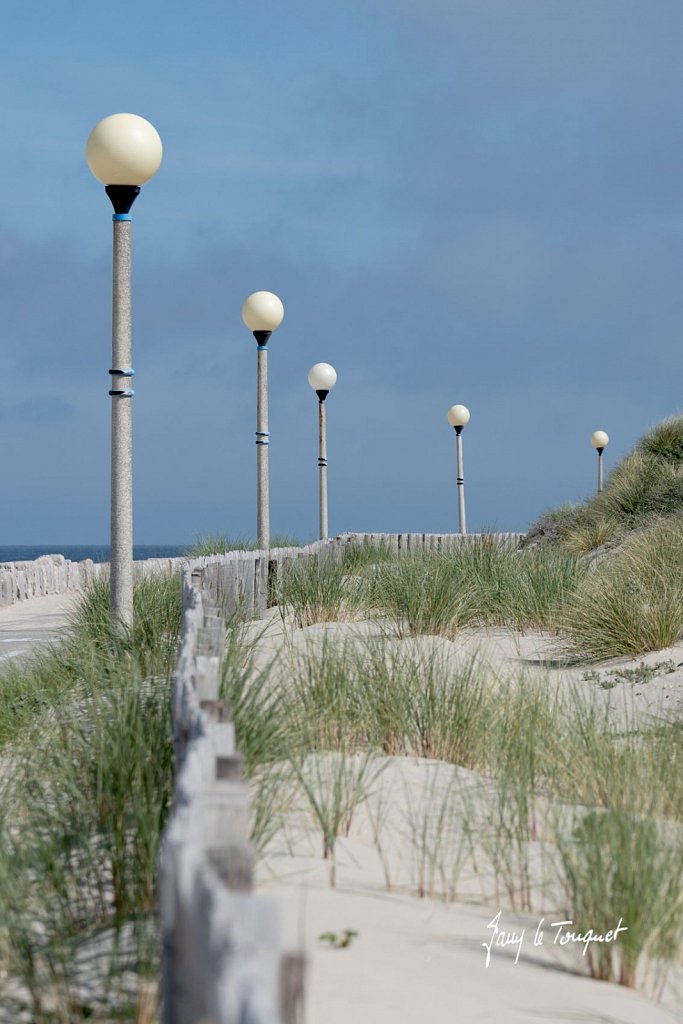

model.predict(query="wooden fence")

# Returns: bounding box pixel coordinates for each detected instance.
[0,553,188,606]
[159,564,306,1024]
[0,532,523,609]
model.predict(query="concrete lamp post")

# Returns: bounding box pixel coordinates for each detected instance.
[447,404,470,535]
[591,430,609,494]
[308,362,337,539]
[242,291,285,548]
[86,113,162,627]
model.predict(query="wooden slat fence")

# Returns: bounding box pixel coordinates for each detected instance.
[159,565,306,1024]
[183,532,524,620]
[0,533,524,608]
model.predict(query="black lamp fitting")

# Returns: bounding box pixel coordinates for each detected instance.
[105,185,141,215]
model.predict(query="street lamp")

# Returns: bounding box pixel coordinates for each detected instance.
[86,113,162,627]
[590,430,609,494]
[447,404,470,535]
[307,363,337,539]
[242,291,285,548]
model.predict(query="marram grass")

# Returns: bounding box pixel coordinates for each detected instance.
[238,628,683,991]
[0,574,183,1019]
[554,807,683,987]
[639,414,683,464]
[0,575,182,750]
[186,534,301,556]
[561,518,683,659]
[276,555,365,628]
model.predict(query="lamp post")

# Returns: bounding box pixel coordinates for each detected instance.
[307,363,337,539]
[447,404,470,535]
[591,430,609,494]
[242,291,285,548]
[86,113,162,627]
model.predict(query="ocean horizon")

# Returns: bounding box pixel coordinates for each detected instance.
[0,545,189,565]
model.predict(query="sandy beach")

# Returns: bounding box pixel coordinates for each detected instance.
[249,607,683,1023]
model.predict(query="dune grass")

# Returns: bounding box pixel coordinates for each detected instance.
[561,518,683,659]
[272,536,588,641]
[234,626,683,991]
[592,449,681,526]
[269,528,683,660]
[238,634,683,826]
[561,515,623,556]
[639,415,683,463]
[401,763,469,901]
[0,574,183,1020]
[365,553,478,638]
[219,622,293,773]
[275,555,365,628]
[337,537,396,574]
[555,807,683,988]
[186,534,301,556]
[0,575,182,751]
[289,749,384,887]
[498,547,587,631]
[0,667,174,1019]
[258,502,683,665]
[281,638,493,765]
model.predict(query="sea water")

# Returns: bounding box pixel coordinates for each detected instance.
[0,545,188,565]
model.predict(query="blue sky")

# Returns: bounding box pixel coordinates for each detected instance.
[2,0,683,543]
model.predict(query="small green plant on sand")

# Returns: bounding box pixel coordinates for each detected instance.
[583,659,678,690]
[319,929,359,949]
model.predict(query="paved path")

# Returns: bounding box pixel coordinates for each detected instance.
[0,593,80,663]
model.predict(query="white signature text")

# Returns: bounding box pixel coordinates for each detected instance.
[482,909,628,967]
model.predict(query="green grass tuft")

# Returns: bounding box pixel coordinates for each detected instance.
[276,556,365,628]
[638,414,683,464]
[561,518,683,659]
[0,572,184,1017]
[555,807,683,987]
[186,534,301,556]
